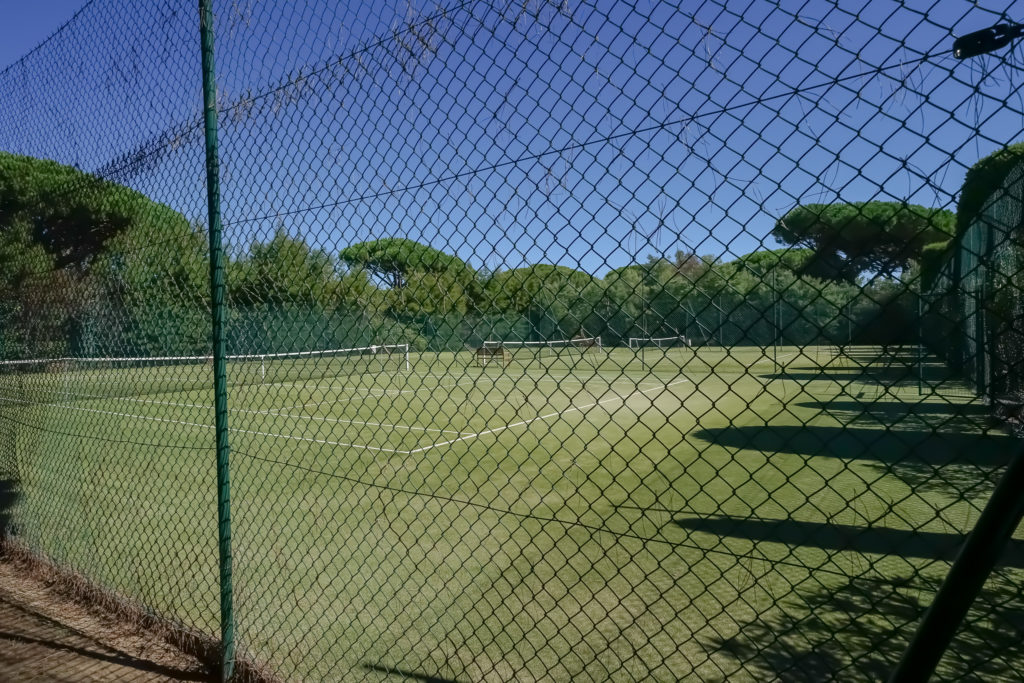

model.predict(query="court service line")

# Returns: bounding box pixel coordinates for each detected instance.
[10,390,206,412]
[259,382,398,398]
[233,425,407,455]
[2,396,412,456]
[263,402,317,415]
[424,370,663,393]
[271,377,480,415]
[265,373,475,396]
[70,401,446,450]
[237,409,465,436]
[4,376,691,458]
[404,377,692,455]
[90,395,208,411]
[69,376,476,419]
[494,374,665,392]
[73,393,306,420]
[0,399,215,432]
[31,378,476,437]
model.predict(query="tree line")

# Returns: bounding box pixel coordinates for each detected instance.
[0,151,956,359]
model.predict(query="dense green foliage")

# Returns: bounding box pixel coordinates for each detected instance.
[1,154,933,357]
[0,152,177,268]
[339,237,475,289]
[0,152,209,358]
[773,201,955,282]
[956,141,1024,236]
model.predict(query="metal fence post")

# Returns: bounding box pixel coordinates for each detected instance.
[198,1,234,679]
[889,444,1024,682]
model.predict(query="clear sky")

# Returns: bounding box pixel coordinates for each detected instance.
[1,0,1023,278]
[0,0,87,70]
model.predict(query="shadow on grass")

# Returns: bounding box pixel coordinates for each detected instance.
[841,346,926,364]
[692,424,1011,466]
[362,663,464,683]
[702,562,1024,681]
[797,398,993,434]
[764,366,924,388]
[798,399,990,419]
[841,346,941,366]
[675,515,1024,569]
[769,345,967,390]
[692,424,1012,499]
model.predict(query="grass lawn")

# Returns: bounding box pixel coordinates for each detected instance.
[2,344,1021,681]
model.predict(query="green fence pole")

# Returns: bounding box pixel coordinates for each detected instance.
[198,1,234,680]
[889,443,1024,682]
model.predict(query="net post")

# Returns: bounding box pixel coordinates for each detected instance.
[405,344,410,372]
[261,355,265,384]
[198,2,234,680]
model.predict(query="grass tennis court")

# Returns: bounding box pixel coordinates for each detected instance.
[3,345,1021,680]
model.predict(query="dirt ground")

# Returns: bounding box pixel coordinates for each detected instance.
[0,558,213,682]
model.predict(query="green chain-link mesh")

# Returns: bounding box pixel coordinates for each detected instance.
[0,1,1022,680]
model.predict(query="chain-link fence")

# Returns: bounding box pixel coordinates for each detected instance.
[1,0,1023,680]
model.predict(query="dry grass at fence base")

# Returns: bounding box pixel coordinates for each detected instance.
[0,539,279,683]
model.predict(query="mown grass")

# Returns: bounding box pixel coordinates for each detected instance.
[2,345,1021,681]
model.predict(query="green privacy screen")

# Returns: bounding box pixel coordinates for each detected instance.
[0,1,1022,680]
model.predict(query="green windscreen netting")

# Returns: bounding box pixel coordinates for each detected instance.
[924,160,1024,401]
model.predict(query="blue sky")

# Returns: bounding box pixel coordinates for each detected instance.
[0,1,87,70]
[2,0,1023,278]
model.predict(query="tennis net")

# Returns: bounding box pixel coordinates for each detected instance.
[627,335,692,350]
[0,344,411,403]
[481,337,602,354]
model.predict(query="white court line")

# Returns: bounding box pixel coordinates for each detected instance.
[87,395,208,411]
[34,378,475,437]
[404,377,692,455]
[422,370,662,393]
[4,375,690,458]
[266,378,480,415]
[65,376,477,419]
[267,375,476,398]
[263,402,315,416]
[494,374,664,392]
[71,393,313,418]
[266,371,455,394]
[230,372,631,437]
[2,386,208,411]
[0,396,213,431]
[247,382,398,398]
[233,425,405,454]
[0,395,410,456]
[47,392,462,438]
[237,409,465,436]
[487,366,693,384]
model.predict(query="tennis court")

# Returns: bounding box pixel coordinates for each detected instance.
[1,342,1015,679]
[3,342,700,461]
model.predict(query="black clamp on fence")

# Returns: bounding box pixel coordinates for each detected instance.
[953,22,1024,59]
